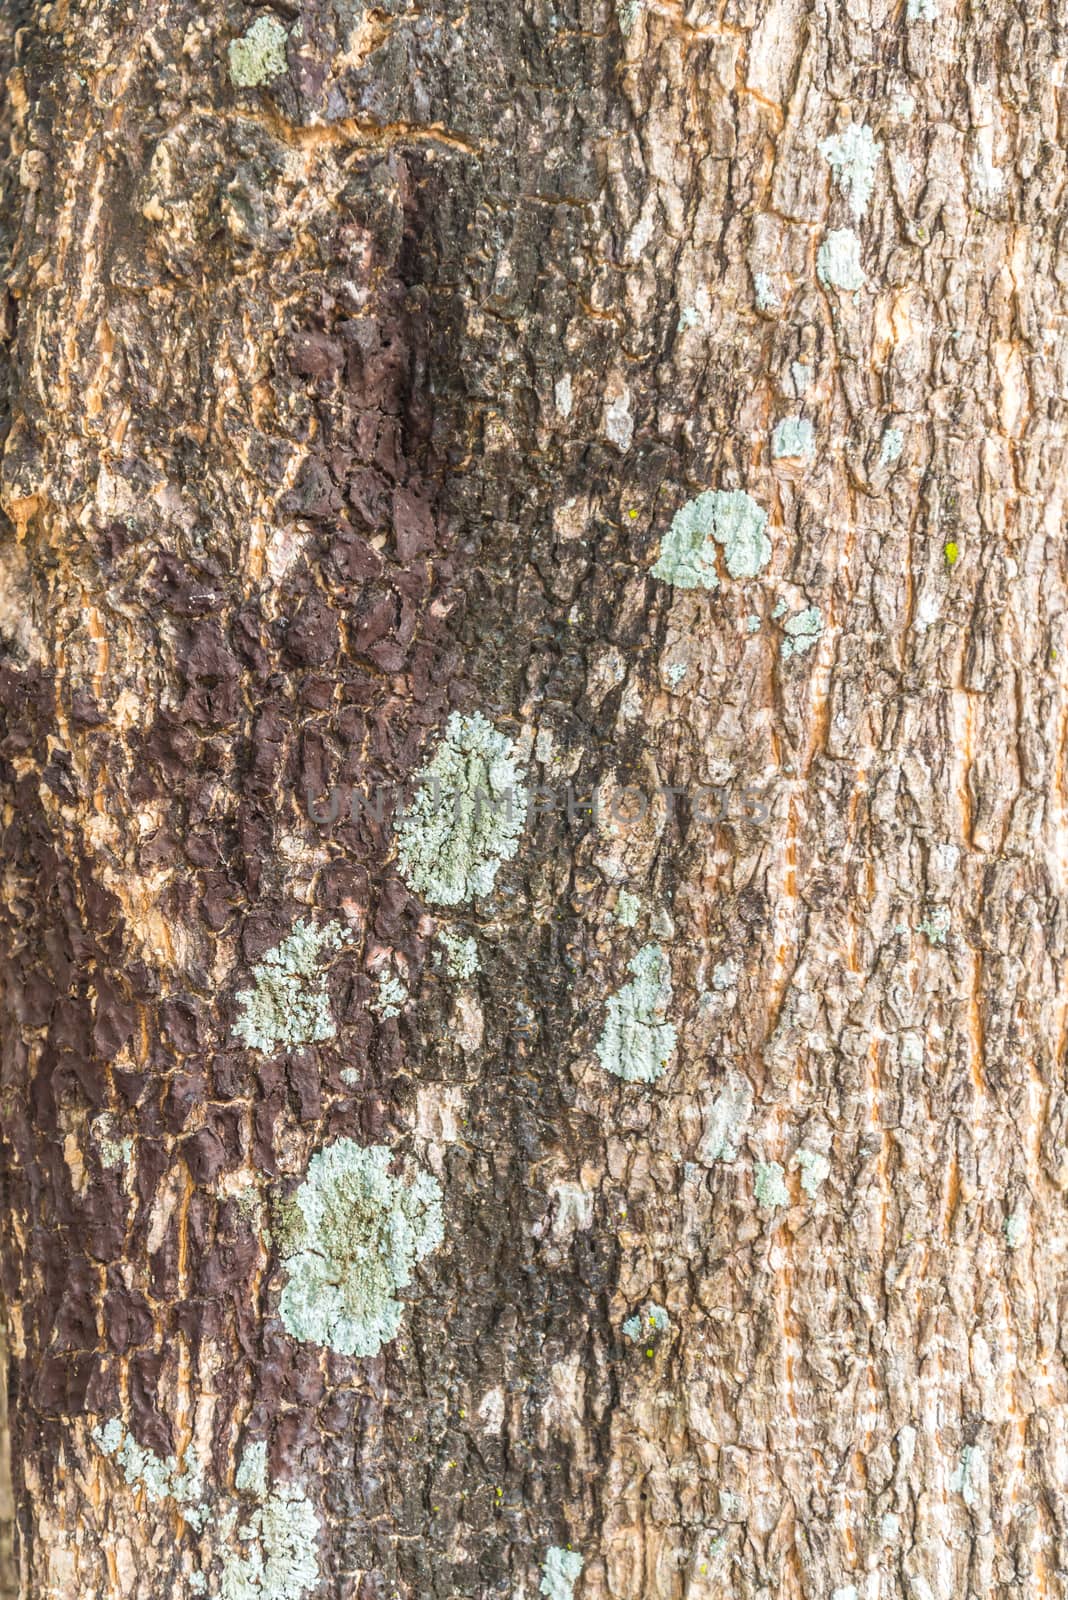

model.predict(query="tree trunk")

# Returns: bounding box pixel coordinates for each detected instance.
[2,0,1067,1597]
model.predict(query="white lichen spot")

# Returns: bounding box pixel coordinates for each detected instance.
[832,1588,859,1600]
[1005,1211,1026,1249]
[235,1442,268,1500]
[791,361,812,394]
[604,390,634,451]
[612,889,641,927]
[792,1148,830,1197]
[817,229,865,293]
[818,123,882,219]
[339,1067,361,1087]
[906,0,938,19]
[228,16,289,87]
[396,711,528,906]
[437,927,480,981]
[900,1031,924,1068]
[621,1302,671,1343]
[753,271,780,311]
[918,905,950,945]
[781,607,823,660]
[677,287,710,333]
[666,661,688,688]
[746,615,761,633]
[698,1072,752,1165]
[549,1181,594,1242]
[555,374,573,419]
[541,1546,584,1600]
[754,1160,789,1210]
[221,1450,320,1600]
[233,920,349,1054]
[950,1445,984,1508]
[712,959,740,991]
[880,1512,901,1543]
[92,1115,133,1170]
[652,490,771,590]
[772,417,815,461]
[372,972,409,1019]
[970,138,1004,202]
[595,944,677,1084]
[880,426,904,465]
[93,1421,208,1530]
[277,1139,443,1357]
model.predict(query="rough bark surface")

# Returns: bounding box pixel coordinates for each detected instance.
[2,0,1068,1597]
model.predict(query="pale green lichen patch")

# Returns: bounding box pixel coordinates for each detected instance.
[781,607,823,661]
[771,417,815,461]
[541,1547,584,1600]
[396,712,528,906]
[93,1419,208,1529]
[880,426,904,465]
[907,0,938,17]
[595,944,677,1084]
[92,1114,133,1169]
[791,361,812,394]
[753,271,780,311]
[754,1161,789,1210]
[235,1441,268,1499]
[918,905,950,945]
[818,124,882,219]
[228,16,289,87]
[817,229,865,292]
[621,1302,671,1343]
[1005,1211,1026,1249]
[437,927,480,981]
[278,1138,443,1357]
[652,490,771,590]
[792,1148,830,1197]
[372,972,408,1019]
[612,890,641,927]
[950,1445,984,1507]
[222,1447,319,1600]
[234,919,349,1054]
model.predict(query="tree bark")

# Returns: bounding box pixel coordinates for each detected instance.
[2,0,1068,1597]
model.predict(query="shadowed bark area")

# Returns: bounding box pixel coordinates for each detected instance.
[2,0,1068,1597]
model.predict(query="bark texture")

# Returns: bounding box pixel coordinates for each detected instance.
[2,0,1068,1597]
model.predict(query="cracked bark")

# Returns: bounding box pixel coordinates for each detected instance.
[2,0,1068,1597]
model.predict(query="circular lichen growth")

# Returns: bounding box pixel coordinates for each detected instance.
[278,1139,444,1357]
[228,15,289,87]
[396,711,528,906]
[652,490,771,590]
